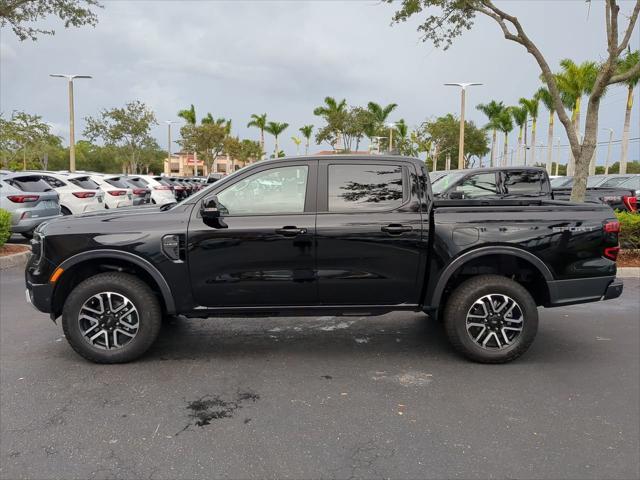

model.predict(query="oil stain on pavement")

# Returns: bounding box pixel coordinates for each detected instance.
[182,391,260,431]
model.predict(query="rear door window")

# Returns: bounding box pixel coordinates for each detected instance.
[502,171,546,196]
[327,164,405,212]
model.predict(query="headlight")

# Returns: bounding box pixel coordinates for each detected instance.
[31,232,44,265]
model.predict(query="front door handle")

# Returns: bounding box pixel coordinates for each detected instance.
[275,226,307,236]
[381,224,413,235]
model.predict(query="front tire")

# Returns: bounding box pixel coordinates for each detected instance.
[443,274,538,364]
[61,272,162,363]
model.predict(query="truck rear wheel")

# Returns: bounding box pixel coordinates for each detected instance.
[443,274,538,363]
[61,272,162,363]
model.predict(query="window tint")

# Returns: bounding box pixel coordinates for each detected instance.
[328,164,404,212]
[69,177,99,189]
[455,173,498,198]
[42,176,67,188]
[124,177,148,188]
[5,176,53,192]
[104,177,130,188]
[619,176,639,190]
[502,171,545,196]
[217,165,308,215]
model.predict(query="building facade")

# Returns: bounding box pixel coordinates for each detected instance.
[164,152,258,177]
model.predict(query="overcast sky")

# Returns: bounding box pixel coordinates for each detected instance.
[1,0,639,165]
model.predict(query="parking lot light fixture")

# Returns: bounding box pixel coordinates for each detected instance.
[602,128,614,175]
[445,82,482,169]
[49,74,92,173]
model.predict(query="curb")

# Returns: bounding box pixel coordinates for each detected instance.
[617,267,640,278]
[0,247,31,271]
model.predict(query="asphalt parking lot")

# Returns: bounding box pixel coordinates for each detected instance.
[1,265,639,480]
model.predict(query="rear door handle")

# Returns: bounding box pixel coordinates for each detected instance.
[275,226,307,236]
[381,224,413,235]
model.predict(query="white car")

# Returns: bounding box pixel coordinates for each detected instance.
[123,175,176,205]
[89,174,134,209]
[37,172,104,215]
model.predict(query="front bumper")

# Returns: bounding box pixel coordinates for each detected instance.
[547,276,623,307]
[25,281,54,314]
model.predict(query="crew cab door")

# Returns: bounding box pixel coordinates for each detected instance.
[315,160,425,306]
[187,161,318,307]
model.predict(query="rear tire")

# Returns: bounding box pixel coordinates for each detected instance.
[443,274,538,364]
[61,272,162,363]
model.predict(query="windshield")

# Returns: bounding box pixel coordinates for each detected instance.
[599,176,633,188]
[432,172,465,195]
[104,177,131,188]
[550,176,572,188]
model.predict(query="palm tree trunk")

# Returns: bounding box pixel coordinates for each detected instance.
[274,136,279,157]
[546,112,554,174]
[305,138,309,155]
[568,98,581,176]
[490,129,497,167]
[619,84,634,175]
[530,118,537,166]
[503,133,509,167]
[516,127,523,164]
[260,129,265,160]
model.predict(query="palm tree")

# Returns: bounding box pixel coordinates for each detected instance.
[536,87,555,174]
[510,105,528,165]
[519,96,539,166]
[201,112,214,124]
[247,113,268,158]
[314,97,347,150]
[177,104,197,125]
[291,136,302,155]
[476,100,506,167]
[554,59,598,174]
[367,102,398,124]
[264,121,289,156]
[299,125,314,155]
[496,110,514,166]
[617,50,639,174]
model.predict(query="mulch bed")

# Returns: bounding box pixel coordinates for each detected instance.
[619,250,640,268]
[0,244,30,257]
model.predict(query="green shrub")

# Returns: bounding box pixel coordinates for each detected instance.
[616,211,640,250]
[0,209,11,248]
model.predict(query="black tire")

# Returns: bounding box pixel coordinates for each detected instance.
[61,272,162,363]
[443,274,538,364]
[60,206,72,216]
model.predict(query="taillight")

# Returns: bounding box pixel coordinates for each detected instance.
[604,246,620,261]
[107,190,127,196]
[7,195,39,203]
[154,186,171,191]
[622,195,638,212]
[604,221,620,233]
[603,220,620,261]
[133,188,147,195]
[72,191,96,198]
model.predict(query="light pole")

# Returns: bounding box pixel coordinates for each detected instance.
[165,121,178,176]
[445,82,482,169]
[50,74,92,172]
[603,128,614,175]
[555,137,561,176]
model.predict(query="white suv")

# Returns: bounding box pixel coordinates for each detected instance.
[38,172,104,215]
[89,174,134,209]
[124,175,176,205]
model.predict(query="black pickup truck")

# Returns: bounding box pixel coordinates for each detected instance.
[25,155,623,364]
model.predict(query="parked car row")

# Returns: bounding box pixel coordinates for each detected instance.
[0,169,211,238]
[431,168,638,213]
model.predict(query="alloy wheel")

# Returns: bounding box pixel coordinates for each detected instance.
[465,294,524,350]
[78,292,139,350]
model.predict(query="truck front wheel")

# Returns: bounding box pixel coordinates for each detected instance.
[61,272,162,363]
[443,274,538,363]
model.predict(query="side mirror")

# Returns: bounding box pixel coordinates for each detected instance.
[449,191,464,200]
[201,195,221,219]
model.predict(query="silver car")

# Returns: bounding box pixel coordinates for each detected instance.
[0,172,62,238]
